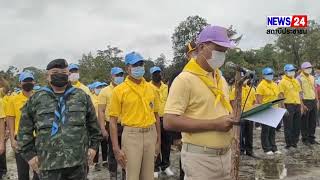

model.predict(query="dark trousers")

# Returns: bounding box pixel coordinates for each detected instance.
[283,104,301,147]
[40,164,87,180]
[93,138,108,163]
[15,153,39,180]
[0,152,7,178]
[155,118,172,172]
[261,125,277,152]
[94,124,109,163]
[240,120,253,154]
[301,99,317,143]
[93,146,99,163]
[107,123,125,179]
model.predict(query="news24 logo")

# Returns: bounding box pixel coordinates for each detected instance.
[266,15,308,34]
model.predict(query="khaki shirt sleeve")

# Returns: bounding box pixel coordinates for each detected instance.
[164,76,190,115]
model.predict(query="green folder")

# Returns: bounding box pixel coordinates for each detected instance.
[241,98,285,118]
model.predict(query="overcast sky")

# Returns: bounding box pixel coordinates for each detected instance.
[0,0,318,71]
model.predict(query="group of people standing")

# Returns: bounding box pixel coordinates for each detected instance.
[0,24,319,180]
[233,62,319,158]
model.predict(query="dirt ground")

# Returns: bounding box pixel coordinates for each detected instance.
[2,127,320,180]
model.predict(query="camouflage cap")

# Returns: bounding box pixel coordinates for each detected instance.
[46,59,68,70]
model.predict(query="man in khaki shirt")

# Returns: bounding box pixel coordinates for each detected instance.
[297,62,319,145]
[164,25,237,180]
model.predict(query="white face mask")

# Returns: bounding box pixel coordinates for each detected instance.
[69,73,80,82]
[206,50,226,69]
[303,68,312,74]
[264,75,274,81]
[286,71,295,77]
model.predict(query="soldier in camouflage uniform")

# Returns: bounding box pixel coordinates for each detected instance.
[17,59,102,180]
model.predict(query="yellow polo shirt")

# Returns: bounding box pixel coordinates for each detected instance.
[98,84,114,121]
[91,94,99,116]
[0,98,5,119]
[164,71,232,149]
[109,77,160,128]
[73,81,91,95]
[150,81,168,117]
[278,75,302,104]
[298,73,316,100]
[6,92,30,135]
[2,95,11,116]
[230,85,256,111]
[256,79,279,104]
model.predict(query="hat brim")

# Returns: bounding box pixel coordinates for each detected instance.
[112,70,124,75]
[212,41,236,48]
[21,76,34,82]
[302,66,313,69]
[286,68,296,72]
[151,70,161,74]
[128,60,144,65]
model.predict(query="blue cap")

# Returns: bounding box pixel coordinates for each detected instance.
[87,83,95,90]
[150,66,161,74]
[284,64,296,72]
[101,82,108,86]
[19,72,34,82]
[68,63,79,71]
[125,52,144,65]
[111,67,124,75]
[93,82,105,89]
[262,67,274,75]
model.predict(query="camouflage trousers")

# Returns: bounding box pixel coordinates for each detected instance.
[39,164,87,180]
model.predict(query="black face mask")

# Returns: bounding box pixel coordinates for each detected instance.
[152,74,162,83]
[50,73,69,87]
[22,83,34,92]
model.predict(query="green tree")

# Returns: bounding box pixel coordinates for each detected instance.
[302,20,320,66]
[144,58,155,81]
[23,66,46,85]
[171,15,208,67]
[79,46,124,84]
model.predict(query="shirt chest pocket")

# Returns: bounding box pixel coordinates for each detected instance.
[35,108,55,131]
[144,91,155,111]
[67,105,86,126]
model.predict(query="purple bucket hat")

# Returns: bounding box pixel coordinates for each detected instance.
[196,25,236,48]
[301,62,312,69]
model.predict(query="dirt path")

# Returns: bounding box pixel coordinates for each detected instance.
[2,128,320,180]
